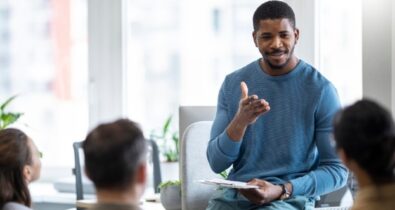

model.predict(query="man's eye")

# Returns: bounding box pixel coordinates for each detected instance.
[260,36,271,40]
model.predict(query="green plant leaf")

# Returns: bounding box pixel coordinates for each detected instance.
[165,150,178,162]
[152,115,180,162]
[172,132,179,155]
[219,170,228,179]
[0,95,23,129]
[0,95,18,112]
[158,180,181,190]
[162,116,172,137]
[1,113,22,129]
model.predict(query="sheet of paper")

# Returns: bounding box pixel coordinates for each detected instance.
[197,178,259,189]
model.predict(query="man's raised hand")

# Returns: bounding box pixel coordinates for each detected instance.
[237,81,270,125]
[226,81,270,141]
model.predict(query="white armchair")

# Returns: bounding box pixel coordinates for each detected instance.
[180,121,222,210]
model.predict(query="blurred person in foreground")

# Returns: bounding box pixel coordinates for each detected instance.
[333,99,395,210]
[0,128,42,210]
[83,119,147,210]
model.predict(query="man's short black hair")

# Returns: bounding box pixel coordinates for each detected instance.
[83,119,146,190]
[253,1,296,31]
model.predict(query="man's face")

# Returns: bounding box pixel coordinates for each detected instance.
[253,18,299,73]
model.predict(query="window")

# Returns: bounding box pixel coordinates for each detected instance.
[0,0,363,182]
[126,0,264,134]
[126,0,363,134]
[316,0,362,106]
[0,0,88,181]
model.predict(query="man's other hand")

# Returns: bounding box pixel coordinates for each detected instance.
[239,179,282,205]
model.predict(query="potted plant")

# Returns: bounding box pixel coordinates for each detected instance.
[159,180,181,210]
[150,116,180,181]
[0,95,23,130]
[151,115,179,162]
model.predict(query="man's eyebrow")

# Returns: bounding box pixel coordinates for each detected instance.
[260,32,272,36]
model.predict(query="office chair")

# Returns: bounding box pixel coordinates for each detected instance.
[180,121,220,210]
[72,139,162,200]
[180,121,353,210]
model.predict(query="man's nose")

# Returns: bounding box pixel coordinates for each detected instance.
[270,36,282,49]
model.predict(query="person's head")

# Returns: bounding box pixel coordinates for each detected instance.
[333,99,395,184]
[0,128,41,207]
[252,1,299,73]
[83,119,147,196]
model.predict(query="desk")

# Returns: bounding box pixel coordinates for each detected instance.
[31,182,165,210]
[142,202,165,210]
[76,197,165,210]
[67,202,165,210]
[30,182,95,204]
[30,182,79,210]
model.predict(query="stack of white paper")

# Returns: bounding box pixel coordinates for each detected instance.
[197,178,259,189]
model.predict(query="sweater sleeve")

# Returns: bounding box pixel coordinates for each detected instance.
[290,83,348,197]
[206,78,242,173]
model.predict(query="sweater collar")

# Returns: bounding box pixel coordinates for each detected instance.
[254,58,305,81]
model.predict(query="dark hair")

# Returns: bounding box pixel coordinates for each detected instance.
[253,0,296,31]
[0,128,32,208]
[83,119,147,190]
[333,99,395,184]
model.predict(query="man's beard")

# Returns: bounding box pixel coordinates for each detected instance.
[263,45,296,70]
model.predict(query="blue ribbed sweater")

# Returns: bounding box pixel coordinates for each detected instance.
[207,59,348,197]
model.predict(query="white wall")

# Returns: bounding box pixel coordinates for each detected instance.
[362,0,394,112]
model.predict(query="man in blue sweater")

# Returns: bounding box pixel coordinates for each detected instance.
[206,1,348,209]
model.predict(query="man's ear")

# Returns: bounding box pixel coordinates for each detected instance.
[23,165,33,182]
[294,28,300,44]
[136,162,147,185]
[252,31,258,47]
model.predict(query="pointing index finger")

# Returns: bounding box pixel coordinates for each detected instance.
[240,81,248,99]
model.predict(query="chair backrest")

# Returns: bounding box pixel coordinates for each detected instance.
[315,185,352,207]
[148,139,162,193]
[180,121,222,210]
[178,106,216,140]
[73,139,162,200]
[72,141,84,200]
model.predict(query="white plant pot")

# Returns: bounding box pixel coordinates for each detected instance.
[160,185,181,210]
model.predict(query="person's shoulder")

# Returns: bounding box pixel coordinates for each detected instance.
[2,202,32,210]
[299,60,333,88]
